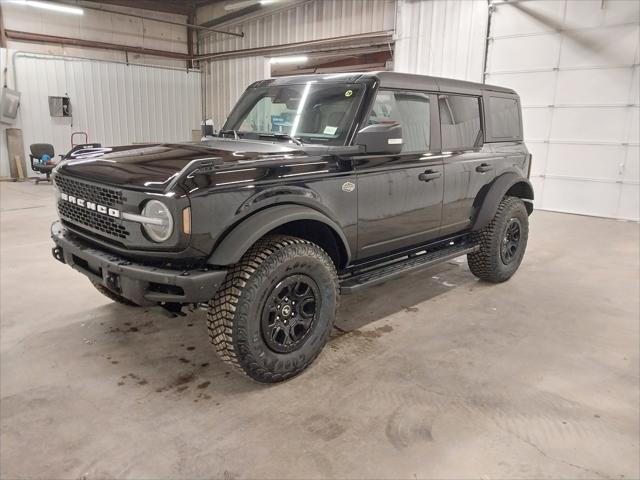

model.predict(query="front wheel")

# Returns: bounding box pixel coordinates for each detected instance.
[206,235,339,383]
[468,196,529,283]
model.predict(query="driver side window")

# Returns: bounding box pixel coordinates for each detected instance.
[367,90,431,153]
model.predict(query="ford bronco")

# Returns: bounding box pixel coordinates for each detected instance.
[51,72,533,383]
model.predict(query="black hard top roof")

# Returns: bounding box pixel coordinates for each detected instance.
[253,71,517,96]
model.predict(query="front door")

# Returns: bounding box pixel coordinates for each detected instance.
[354,90,444,259]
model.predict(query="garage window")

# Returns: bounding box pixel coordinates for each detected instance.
[367,90,431,153]
[488,96,521,139]
[439,95,482,151]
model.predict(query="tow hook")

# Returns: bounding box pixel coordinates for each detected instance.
[52,246,65,264]
[161,302,187,317]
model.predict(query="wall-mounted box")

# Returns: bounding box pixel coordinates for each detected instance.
[49,96,72,117]
[0,87,21,124]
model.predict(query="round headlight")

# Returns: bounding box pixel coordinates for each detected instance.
[142,200,173,242]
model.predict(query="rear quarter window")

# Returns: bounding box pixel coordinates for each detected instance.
[488,96,521,139]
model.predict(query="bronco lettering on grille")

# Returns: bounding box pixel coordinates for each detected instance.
[60,192,120,218]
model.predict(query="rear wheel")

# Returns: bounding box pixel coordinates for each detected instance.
[92,282,139,306]
[468,196,529,283]
[206,235,339,383]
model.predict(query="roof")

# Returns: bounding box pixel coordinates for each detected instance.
[256,71,517,96]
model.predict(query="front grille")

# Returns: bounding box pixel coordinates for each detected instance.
[54,174,125,208]
[55,174,131,242]
[58,200,130,239]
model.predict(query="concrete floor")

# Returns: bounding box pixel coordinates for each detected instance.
[1,181,638,480]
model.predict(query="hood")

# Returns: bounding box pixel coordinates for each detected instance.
[56,139,305,192]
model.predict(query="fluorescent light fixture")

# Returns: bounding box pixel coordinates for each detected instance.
[269,55,308,65]
[9,0,84,15]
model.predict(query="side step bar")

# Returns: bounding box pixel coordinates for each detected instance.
[340,243,478,294]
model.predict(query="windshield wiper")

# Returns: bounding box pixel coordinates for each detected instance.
[258,133,304,146]
[218,129,244,140]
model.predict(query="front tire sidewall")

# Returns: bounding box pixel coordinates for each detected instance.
[235,248,338,382]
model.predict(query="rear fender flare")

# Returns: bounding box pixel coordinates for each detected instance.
[472,174,534,231]
[208,204,351,266]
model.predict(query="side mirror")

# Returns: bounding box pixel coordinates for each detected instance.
[355,123,403,155]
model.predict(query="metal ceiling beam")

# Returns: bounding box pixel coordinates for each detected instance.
[81,0,193,16]
[70,2,244,38]
[5,30,192,60]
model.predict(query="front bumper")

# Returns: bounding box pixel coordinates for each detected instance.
[51,221,226,306]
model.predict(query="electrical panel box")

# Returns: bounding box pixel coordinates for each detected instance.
[0,87,21,125]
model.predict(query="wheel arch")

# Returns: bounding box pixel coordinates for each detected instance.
[208,204,351,269]
[472,174,534,231]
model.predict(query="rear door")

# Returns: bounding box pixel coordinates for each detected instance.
[354,89,444,258]
[439,94,497,236]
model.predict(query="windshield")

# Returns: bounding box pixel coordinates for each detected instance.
[223,82,365,146]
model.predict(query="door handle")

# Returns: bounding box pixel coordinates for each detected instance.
[418,170,442,182]
[476,163,493,173]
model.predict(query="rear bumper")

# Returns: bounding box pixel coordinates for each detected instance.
[51,221,226,306]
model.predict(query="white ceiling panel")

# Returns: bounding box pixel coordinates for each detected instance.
[542,177,620,217]
[491,1,565,37]
[545,144,626,181]
[488,34,560,72]
[487,71,556,106]
[522,107,552,140]
[559,24,639,68]
[555,67,634,105]
[550,107,629,143]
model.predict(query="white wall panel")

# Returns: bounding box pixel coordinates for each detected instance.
[554,68,633,105]
[394,0,487,82]
[1,53,201,178]
[489,34,561,72]
[486,0,640,221]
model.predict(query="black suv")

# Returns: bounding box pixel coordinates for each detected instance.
[51,72,533,382]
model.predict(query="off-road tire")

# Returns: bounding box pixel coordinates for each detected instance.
[468,196,529,283]
[92,282,139,306]
[206,235,339,383]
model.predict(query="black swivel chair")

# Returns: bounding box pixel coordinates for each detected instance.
[29,143,63,184]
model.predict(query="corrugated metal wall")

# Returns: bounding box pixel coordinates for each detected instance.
[200,0,396,129]
[394,0,488,82]
[200,0,396,54]
[3,53,201,177]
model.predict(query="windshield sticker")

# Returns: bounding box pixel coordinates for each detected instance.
[344,89,353,97]
[323,126,338,135]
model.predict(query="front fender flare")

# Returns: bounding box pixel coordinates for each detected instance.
[208,204,351,266]
[472,174,534,231]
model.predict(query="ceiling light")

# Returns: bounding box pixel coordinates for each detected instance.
[269,55,308,65]
[10,0,84,15]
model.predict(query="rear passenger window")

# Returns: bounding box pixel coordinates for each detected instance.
[367,90,430,153]
[488,96,521,139]
[438,95,482,151]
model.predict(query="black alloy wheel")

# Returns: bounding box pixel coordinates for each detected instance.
[262,275,320,353]
[501,217,522,264]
